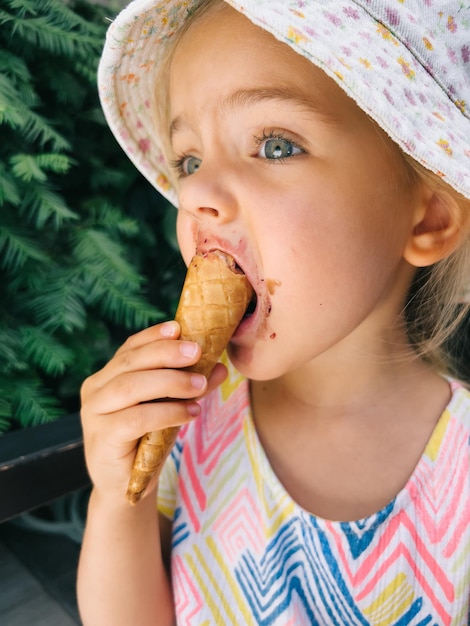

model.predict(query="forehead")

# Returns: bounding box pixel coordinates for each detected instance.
[168,3,364,125]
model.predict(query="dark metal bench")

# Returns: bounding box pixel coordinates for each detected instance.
[0,414,90,522]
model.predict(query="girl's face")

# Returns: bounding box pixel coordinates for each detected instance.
[169,5,420,381]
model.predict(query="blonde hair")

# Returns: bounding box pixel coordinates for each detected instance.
[152,0,470,381]
[401,159,470,378]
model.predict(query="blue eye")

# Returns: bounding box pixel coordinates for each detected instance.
[171,155,201,177]
[257,135,303,160]
[182,156,201,175]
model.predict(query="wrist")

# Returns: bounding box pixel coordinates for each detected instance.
[87,485,158,522]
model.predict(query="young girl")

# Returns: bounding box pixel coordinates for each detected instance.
[78,1,470,624]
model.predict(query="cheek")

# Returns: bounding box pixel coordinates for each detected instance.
[271,205,405,310]
[176,211,197,265]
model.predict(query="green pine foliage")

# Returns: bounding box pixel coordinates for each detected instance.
[0,0,185,433]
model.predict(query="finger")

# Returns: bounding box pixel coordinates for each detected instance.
[84,368,207,416]
[82,337,202,400]
[81,399,200,488]
[110,338,201,379]
[96,399,201,447]
[205,363,228,395]
[114,321,180,356]
[85,321,182,393]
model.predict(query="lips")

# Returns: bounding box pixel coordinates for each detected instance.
[233,278,269,340]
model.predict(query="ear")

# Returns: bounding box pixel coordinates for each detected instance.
[403,187,467,268]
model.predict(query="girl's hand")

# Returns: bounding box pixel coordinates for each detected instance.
[80,320,226,504]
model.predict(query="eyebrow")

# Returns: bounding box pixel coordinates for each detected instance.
[169,85,337,140]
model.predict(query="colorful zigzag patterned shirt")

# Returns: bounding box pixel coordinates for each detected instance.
[158,360,470,625]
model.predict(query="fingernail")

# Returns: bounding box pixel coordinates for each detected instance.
[161,321,178,337]
[191,374,206,390]
[180,342,199,358]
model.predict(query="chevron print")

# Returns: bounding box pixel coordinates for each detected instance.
[235,515,370,625]
[157,369,470,625]
[339,502,395,559]
[212,487,265,564]
[173,554,205,625]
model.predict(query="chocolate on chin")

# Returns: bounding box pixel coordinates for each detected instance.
[126,250,254,504]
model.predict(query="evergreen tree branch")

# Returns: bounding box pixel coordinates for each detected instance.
[23,183,79,229]
[0,218,49,270]
[11,378,64,428]
[20,326,74,376]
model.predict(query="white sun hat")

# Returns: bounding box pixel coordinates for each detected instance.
[98,0,470,206]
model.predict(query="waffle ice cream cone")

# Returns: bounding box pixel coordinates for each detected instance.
[126,251,254,503]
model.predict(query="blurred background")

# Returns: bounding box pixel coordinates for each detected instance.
[0,0,184,437]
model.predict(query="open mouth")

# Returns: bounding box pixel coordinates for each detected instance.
[243,291,257,319]
[227,256,257,320]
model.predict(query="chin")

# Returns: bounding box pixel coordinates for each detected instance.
[227,342,289,382]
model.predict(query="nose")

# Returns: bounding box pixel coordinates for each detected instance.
[177,161,239,224]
